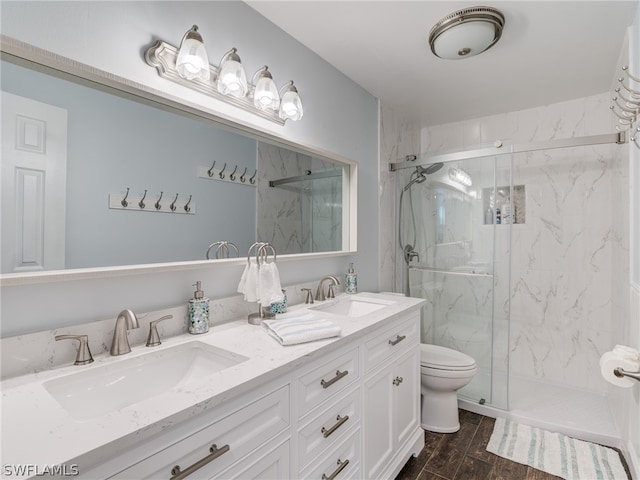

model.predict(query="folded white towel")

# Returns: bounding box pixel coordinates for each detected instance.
[258,262,284,305]
[262,312,341,346]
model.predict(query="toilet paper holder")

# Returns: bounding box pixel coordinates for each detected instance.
[614,367,640,382]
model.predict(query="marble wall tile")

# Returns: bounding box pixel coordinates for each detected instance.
[379,102,420,293]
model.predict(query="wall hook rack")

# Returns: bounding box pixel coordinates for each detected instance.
[109,189,196,215]
[198,163,257,187]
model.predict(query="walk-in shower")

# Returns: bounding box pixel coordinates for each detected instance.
[392,132,626,446]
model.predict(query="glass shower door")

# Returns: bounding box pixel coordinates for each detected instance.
[402,154,510,409]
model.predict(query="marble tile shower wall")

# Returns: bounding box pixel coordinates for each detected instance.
[418,92,626,394]
[378,102,421,293]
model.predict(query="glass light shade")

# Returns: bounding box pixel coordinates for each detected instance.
[217,49,248,98]
[253,72,280,111]
[279,83,303,121]
[176,26,210,80]
[433,21,496,59]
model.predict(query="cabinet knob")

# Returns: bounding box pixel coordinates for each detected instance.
[393,376,404,386]
[388,335,406,346]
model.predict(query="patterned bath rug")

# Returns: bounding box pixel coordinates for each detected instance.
[487,417,628,480]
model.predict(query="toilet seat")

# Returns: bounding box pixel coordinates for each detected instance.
[420,344,476,371]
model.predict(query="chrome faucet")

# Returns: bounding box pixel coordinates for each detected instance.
[110,309,139,356]
[315,275,340,302]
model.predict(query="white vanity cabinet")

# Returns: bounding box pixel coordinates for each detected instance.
[106,383,291,479]
[362,312,422,480]
[68,300,423,480]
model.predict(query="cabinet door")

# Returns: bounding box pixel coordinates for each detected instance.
[363,364,394,480]
[393,347,420,448]
[215,437,290,480]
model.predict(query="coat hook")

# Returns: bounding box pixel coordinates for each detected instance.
[170,193,179,212]
[138,189,147,209]
[249,169,257,185]
[184,195,192,213]
[121,187,130,207]
[239,167,248,183]
[230,165,238,181]
[207,160,216,178]
[219,163,227,180]
[155,191,163,210]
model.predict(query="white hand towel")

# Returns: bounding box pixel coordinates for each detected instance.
[258,262,284,305]
[261,312,341,346]
[243,261,259,303]
[237,262,250,294]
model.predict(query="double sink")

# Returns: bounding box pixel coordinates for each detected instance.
[43,294,396,420]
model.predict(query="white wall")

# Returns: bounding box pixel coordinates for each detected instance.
[0,1,379,336]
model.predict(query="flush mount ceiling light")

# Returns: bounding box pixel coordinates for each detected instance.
[428,6,505,60]
[145,26,304,124]
[175,25,210,81]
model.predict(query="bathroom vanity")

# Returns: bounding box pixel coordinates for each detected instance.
[1,293,424,479]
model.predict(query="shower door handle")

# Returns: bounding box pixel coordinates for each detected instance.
[389,335,406,346]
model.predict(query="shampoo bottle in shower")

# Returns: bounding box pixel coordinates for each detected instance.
[188,281,209,334]
[345,263,358,294]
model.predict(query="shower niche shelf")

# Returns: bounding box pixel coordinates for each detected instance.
[483,185,525,225]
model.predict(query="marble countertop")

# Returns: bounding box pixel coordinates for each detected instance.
[1,292,423,474]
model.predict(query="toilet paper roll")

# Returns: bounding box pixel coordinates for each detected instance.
[600,351,638,388]
[613,344,640,361]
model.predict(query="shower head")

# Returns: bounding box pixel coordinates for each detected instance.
[417,162,444,176]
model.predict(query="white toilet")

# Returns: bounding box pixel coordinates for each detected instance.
[420,344,477,433]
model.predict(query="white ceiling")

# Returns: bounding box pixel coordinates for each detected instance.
[247,1,639,128]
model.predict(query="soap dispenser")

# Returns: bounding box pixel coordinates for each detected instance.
[188,281,209,334]
[345,263,358,294]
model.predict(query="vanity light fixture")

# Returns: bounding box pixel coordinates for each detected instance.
[252,66,280,111]
[145,27,304,125]
[217,48,248,98]
[175,25,210,81]
[278,81,304,121]
[428,6,505,60]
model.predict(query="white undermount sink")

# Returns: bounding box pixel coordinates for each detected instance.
[310,295,396,317]
[43,341,248,421]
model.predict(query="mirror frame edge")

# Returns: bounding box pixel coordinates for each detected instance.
[0,34,358,285]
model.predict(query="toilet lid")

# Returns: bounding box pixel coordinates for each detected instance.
[420,344,476,370]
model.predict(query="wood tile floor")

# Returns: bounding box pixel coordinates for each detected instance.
[394,410,632,480]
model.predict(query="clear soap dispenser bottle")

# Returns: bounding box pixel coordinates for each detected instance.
[188,281,209,334]
[345,263,358,294]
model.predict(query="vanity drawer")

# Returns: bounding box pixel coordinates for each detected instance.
[363,313,419,373]
[110,385,290,480]
[297,347,359,418]
[299,428,361,480]
[298,386,361,470]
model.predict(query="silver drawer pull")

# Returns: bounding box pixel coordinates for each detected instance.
[322,458,350,480]
[321,369,349,389]
[388,335,406,346]
[321,414,350,438]
[393,376,404,386]
[170,443,230,480]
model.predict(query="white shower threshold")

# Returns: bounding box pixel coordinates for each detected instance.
[458,375,621,448]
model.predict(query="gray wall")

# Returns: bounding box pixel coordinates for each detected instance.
[0,1,379,336]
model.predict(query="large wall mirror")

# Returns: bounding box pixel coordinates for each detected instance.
[0,37,355,281]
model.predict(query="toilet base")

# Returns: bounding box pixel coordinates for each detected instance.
[420,388,462,433]
[421,421,460,434]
